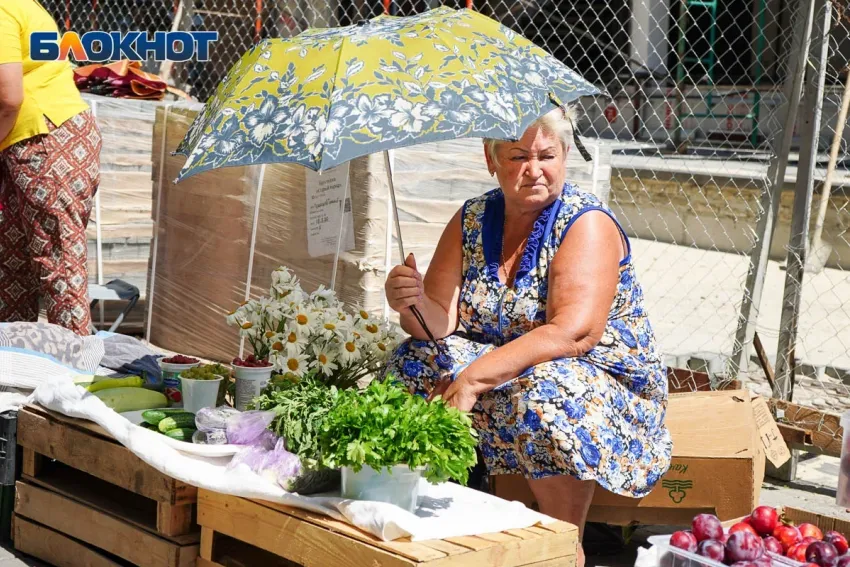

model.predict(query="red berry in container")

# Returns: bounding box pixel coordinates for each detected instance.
[775,525,803,551]
[730,522,760,537]
[806,541,838,567]
[800,524,825,541]
[763,536,784,555]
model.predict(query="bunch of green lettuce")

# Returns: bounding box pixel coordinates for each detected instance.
[317,377,478,485]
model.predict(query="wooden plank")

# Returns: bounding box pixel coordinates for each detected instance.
[17,408,195,505]
[13,515,124,567]
[753,332,777,391]
[533,522,572,534]
[518,557,576,567]
[157,502,194,537]
[769,400,843,457]
[777,423,815,448]
[504,529,542,540]
[426,531,576,567]
[21,448,42,477]
[443,536,500,551]
[196,558,223,567]
[521,527,552,538]
[22,462,199,545]
[25,405,113,440]
[200,527,215,560]
[254,498,448,563]
[417,539,474,556]
[475,532,523,544]
[15,481,198,567]
[198,490,415,567]
[784,506,836,532]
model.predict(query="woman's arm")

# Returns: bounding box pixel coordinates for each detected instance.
[386,208,463,340]
[0,63,23,145]
[441,210,623,408]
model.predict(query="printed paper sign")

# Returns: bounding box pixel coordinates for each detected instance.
[305,163,355,258]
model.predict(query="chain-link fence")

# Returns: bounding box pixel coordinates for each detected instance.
[46,0,850,422]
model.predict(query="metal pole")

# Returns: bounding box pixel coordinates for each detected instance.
[383,150,405,261]
[809,68,850,257]
[728,0,819,377]
[774,0,832,400]
[239,164,267,360]
[330,166,351,292]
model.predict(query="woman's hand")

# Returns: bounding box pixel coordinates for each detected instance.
[430,372,479,413]
[385,253,424,313]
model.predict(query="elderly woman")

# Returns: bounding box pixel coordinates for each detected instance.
[384,108,672,564]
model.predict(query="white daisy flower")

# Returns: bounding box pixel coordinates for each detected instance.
[339,333,362,365]
[312,344,339,376]
[280,351,310,378]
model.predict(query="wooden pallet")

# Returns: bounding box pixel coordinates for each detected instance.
[14,405,199,567]
[197,489,577,567]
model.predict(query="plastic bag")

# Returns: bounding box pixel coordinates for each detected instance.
[225,410,276,447]
[227,436,303,489]
[192,429,228,445]
[195,406,241,433]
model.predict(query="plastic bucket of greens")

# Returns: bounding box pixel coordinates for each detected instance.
[341,465,423,513]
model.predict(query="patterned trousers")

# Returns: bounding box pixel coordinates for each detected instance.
[0,111,102,335]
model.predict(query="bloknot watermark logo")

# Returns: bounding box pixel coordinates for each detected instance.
[30,31,219,62]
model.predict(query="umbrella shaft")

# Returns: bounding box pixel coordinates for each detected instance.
[383,150,405,261]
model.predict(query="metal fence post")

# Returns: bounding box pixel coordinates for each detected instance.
[774,0,832,400]
[729,0,819,378]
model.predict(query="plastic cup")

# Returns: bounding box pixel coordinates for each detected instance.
[232,365,273,411]
[180,374,224,414]
[341,465,423,513]
[159,359,201,406]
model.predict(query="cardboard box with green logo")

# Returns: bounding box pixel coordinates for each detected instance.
[491,389,791,526]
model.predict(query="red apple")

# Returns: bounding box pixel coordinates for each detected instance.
[775,525,803,551]
[730,522,760,536]
[750,506,780,536]
[800,523,825,541]
[825,531,849,555]
[670,530,698,553]
[787,542,810,562]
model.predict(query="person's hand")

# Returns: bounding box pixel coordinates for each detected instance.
[385,253,424,313]
[439,376,479,413]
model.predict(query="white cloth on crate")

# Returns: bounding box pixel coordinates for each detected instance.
[26,375,555,542]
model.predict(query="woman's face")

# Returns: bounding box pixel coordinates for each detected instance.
[486,126,568,214]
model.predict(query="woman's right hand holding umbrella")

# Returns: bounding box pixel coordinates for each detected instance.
[386,253,424,312]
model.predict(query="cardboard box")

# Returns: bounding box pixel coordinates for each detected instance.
[492,390,790,526]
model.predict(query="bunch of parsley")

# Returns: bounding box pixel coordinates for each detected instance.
[317,377,478,484]
[252,373,339,469]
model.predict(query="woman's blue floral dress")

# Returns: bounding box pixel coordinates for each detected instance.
[385,183,673,498]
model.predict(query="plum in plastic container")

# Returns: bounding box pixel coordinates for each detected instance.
[647,534,807,567]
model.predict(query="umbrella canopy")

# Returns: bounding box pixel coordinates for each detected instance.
[174,6,600,181]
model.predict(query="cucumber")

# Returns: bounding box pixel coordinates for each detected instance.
[163,428,196,442]
[142,409,192,426]
[157,413,196,433]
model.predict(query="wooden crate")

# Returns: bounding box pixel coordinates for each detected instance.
[13,405,200,567]
[197,488,577,567]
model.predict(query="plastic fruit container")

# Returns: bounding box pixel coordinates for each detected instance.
[648,534,806,567]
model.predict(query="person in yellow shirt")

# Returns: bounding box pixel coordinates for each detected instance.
[0,0,102,335]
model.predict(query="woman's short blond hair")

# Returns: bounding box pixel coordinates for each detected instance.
[484,105,576,166]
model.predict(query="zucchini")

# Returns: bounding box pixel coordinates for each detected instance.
[157,413,196,433]
[94,388,168,412]
[142,409,191,426]
[87,376,143,393]
[163,428,196,442]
